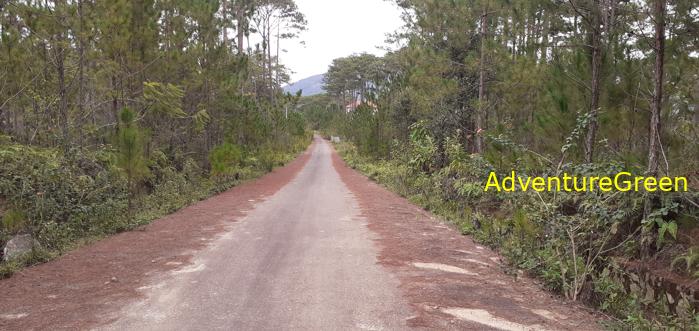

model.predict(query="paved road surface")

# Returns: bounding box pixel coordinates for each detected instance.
[106,139,413,330]
[1,136,601,330]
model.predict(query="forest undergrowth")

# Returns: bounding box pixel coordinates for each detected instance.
[0,134,310,278]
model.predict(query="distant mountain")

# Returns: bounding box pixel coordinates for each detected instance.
[283,74,325,96]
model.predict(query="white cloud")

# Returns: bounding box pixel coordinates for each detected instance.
[274,0,404,82]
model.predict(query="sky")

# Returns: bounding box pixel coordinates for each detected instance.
[277,0,404,82]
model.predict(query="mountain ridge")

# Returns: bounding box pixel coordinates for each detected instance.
[283,74,325,96]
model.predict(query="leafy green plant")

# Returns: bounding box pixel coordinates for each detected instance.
[672,247,699,278]
[643,202,679,246]
[512,208,537,243]
[407,121,437,173]
[209,143,243,176]
[656,219,678,246]
[2,208,27,233]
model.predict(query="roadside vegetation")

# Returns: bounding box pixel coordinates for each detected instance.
[0,1,310,277]
[334,139,697,329]
[304,0,698,329]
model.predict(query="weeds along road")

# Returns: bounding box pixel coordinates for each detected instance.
[1,136,602,330]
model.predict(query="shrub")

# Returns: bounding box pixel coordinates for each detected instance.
[209,142,243,176]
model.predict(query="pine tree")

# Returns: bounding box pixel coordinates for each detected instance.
[116,107,148,221]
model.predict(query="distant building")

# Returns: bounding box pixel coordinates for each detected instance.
[345,100,377,113]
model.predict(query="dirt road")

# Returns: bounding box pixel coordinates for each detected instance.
[0,136,601,330]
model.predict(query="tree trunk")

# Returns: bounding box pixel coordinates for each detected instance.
[641,0,666,258]
[276,23,280,91]
[77,0,85,148]
[647,0,665,177]
[267,26,273,100]
[222,0,228,49]
[237,3,245,54]
[476,3,488,154]
[55,36,69,151]
[127,174,133,221]
[540,11,549,64]
[584,0,602,163]
[112,76,119,134]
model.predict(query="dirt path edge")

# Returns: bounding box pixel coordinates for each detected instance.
[0,142,314,330]
[330,144,604,330]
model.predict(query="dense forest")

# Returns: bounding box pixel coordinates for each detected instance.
[307,0,699,328]
[1,0,698,328]
[0,0,310,274]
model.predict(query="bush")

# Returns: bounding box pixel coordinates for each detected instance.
[209,143,243,176]
[0,144,126,246]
